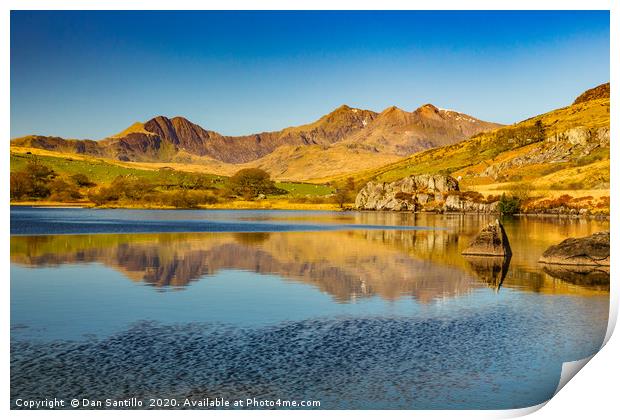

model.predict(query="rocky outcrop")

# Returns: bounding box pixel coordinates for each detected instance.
[355,175,459,211]
[461,220,512,256]
[481,127,610,182]
[539,231,609,266]
[573,82,610,105]
[355,175,499,213]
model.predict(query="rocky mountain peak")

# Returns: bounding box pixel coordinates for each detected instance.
[414,103,444,120]
[416,103,440,112]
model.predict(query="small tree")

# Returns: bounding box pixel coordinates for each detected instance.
[509,182,532,202]
[25,160,55,181]
[332,177,357,209]
[9,159,56,200]
[333,189,348,209]
[498,193,521,215]
[87,186,119,205]
[227,168,283,200]
[70,173,96,187]
[10,172,32,200]
[533,119,546,143]
[49,179,82,201]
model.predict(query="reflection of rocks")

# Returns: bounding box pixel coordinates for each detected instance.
[444,194,499,213]
[462,220,511,256]
[539,231,609,266]
[464,256,511,292]
[542,265,609,291]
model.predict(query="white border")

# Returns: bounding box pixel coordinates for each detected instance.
[2,2,617,420]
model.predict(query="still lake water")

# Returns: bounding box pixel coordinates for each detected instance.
[10,207,610,409]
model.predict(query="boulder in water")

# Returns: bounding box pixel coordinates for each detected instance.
[539,231,609,266]
[462,219,512,257]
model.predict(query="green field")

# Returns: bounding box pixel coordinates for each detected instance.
[10,153,223,184]
[10,152,333,196]
[275,182,334,196]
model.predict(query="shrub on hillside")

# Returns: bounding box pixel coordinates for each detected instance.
[494,120,547,147]
[87,186,120,205]
[49,179,82,201]
[70,173,96,187]
[498,194,521,215]
[10,172,32,200]
[508,183,533,202]
[10,160,56,200]
[110,176,156,200]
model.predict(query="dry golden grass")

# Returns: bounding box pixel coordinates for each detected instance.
[241,144,402,182]
[11,142,401,183]
[466,184,609,200]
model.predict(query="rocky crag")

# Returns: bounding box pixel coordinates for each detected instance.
[354,174,499,213]
[480,126,610,185]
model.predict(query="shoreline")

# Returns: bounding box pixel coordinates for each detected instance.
[9,200,342,212]
[9,201,610,219]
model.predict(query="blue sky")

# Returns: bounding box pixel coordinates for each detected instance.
[11,11,609,139]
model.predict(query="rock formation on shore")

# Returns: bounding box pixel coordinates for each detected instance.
[539,231,610,266]
[354,174,499,213]
[354,174,458,211]
[461,220,512,257]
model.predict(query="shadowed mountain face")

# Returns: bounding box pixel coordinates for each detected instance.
[10,224,609,301]
[11,104,501,164]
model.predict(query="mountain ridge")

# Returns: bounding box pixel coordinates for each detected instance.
[11,103,502,167]
[339,86,610,197]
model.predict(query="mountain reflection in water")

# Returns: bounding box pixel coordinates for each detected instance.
[10,210,611,409]
[10,226,609,303]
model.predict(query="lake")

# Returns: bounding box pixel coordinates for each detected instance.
[10,207,610,409]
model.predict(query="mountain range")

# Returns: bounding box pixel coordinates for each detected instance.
[11,103,502,179]
[10,83,609,188]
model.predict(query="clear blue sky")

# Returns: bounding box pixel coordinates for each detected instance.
[11,10,609,139]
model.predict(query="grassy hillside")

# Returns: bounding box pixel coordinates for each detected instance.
[341,98,609,186]
[10,150,224,186]
[10,148,339,209]
[234,143,403,182]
